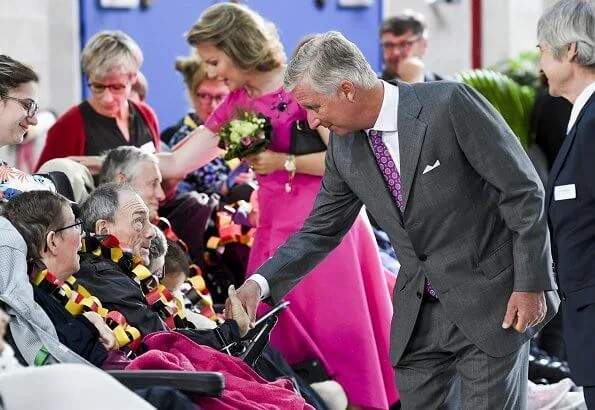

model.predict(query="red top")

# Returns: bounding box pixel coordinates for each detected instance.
[35,100,160,171]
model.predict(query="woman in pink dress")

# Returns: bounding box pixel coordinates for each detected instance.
[159,4,398,408]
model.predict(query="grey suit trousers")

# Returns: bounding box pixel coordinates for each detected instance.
[395,299,529,410]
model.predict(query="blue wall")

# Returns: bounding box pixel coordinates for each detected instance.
[80,0,383,130]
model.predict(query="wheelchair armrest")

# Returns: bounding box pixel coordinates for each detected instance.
[240,316,278,367]
[107,370,224,397]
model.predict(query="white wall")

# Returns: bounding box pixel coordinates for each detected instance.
[0,0,80,166]
[383,0,546,77]
[0,0,80,113]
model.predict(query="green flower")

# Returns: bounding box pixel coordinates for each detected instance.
[229,119,260,138]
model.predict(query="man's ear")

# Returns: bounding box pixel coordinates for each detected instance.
[339,80,356,103]
[114,173,128,184]
[95,219,111,236]
[567,42,578,62]
[44,231,59,256]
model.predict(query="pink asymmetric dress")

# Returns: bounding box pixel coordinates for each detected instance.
[205,87,399,409]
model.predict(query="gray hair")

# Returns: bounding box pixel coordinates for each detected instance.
[99,146,158,186]
[80,183,137,233]
[537,0,595,67]
[285,31,377,96]
[81,30,143,78]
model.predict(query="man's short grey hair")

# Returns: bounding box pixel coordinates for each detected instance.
[80,183,137,233]
[81,30,143,78]
[285,31,377,96]
[537,0,595,67]
[99,146,158,186]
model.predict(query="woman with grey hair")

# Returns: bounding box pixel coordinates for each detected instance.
[158,3,399,408]
[540,0,595,406]
[36,30,160,171]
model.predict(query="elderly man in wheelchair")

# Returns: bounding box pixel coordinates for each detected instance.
[0,188,306,409]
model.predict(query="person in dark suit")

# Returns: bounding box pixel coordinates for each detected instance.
[539,0,595,407]
[379,10,445,84]
[227,31,560,409]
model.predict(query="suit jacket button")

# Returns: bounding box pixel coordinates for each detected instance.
[418,254,427,261]
[416,292,422,299]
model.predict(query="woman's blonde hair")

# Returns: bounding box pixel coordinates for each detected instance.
[175,55,207,95]
[81,30,143,78]
[185,3,285,73]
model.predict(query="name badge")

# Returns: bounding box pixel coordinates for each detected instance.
[554,184,576,201]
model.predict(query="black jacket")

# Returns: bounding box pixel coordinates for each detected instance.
[76,253,241,349]
[546,92,595,385]
[33,286,107,366]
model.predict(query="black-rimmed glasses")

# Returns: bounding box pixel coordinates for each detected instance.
[2,95,38,118]
[55,218,84,235]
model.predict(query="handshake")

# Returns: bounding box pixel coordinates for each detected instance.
[225,280,263,337]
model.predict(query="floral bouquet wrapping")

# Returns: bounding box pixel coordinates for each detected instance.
[218,111,272,161]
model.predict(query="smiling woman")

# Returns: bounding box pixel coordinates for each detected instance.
[0,55,55,202]
[0,55,39,148]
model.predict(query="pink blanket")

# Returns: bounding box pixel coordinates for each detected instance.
[127,332,312,410]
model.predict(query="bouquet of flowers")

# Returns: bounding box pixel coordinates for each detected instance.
[218,111,272,161]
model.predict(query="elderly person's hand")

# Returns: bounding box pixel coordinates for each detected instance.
[226,285,251,337]
[83,311,119,350]
[397,56,425,84]
[225,281,261,328]
[68,155,105,176]
[245,150,284,176]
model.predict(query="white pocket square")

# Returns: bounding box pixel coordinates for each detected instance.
[423,160,441,174]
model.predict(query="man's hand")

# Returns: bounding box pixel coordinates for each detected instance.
[502,291,547,333]
[396,57,425,84]
[224,280,261,327]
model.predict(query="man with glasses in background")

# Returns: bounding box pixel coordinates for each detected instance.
[380,10,445,84]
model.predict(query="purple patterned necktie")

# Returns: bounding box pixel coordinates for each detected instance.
[369,130,438,299]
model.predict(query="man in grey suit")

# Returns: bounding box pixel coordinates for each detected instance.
[226,32,559,408]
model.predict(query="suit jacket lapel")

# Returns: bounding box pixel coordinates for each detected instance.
[546,93,595,208]
[397,82,427,210]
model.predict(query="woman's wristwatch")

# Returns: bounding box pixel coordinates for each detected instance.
[284,154,296,193]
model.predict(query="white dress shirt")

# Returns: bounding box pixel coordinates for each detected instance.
[567,80,595,134]
[249,80,401,299]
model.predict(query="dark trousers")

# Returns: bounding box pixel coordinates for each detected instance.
[584,386,595,409]
[395,299,529,409]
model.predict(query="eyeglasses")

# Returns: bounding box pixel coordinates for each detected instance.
[55,218,84,235]
[88,82,128,94]
[2,95,38,118]
[381,38,420,52]
[196,92,227,105]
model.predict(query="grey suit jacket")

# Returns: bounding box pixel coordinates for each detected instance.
[256,81,559,365]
